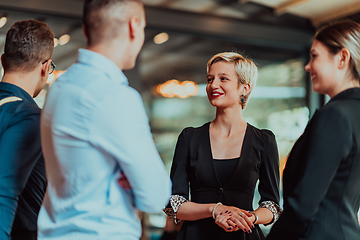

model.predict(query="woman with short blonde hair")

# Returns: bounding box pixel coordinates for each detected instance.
[164,52,282,240]
[207,52,258,109]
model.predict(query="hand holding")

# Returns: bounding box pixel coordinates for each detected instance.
[117,173,131,189]
[214,205,254,233]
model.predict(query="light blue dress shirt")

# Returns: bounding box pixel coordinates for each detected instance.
[38,49,171,240]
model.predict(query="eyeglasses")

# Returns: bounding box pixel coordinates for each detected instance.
[42,59,56,74]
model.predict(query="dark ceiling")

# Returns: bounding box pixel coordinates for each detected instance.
[0,0,359,89]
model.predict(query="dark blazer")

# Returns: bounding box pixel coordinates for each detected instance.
[267,88,360,240]
[170,122,280,240]
[0,82,47,240]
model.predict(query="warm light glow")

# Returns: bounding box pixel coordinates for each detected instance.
[155,80,199,98]
[0,17,7,28]
[59,34,70,45]
[154,32,169,45]
[54,38,59,47]
[47,70,65,84]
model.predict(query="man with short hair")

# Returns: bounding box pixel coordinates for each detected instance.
[0,19,55,240]
[38,0,171,239]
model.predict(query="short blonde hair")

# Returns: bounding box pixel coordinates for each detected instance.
[207,52,258,109]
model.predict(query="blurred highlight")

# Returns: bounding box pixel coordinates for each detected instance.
[54,38,59,47]
[0,17,7,28]
[47,70,65,84]
[154,32,169,45]
[155,80,199,98]
[59,34,70,45]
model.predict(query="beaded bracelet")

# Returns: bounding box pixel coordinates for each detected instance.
[212,202,223,219]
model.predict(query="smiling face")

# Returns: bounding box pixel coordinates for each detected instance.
[206,61,243,108]
[305,39,340,97]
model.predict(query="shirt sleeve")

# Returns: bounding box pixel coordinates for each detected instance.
[0,110,42,238]
[257,130,282,224]
[89,86,171,213]
[267,107,353,239]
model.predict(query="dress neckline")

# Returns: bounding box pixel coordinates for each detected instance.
[213,157,240,161]
[208,122,249,160]
[206,122,251,187]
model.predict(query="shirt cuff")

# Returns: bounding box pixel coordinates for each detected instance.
[258,200,283,226]
[163,195,188,224]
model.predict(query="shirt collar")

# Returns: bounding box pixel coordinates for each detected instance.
[0,82,36,103]
[77,49,128,86]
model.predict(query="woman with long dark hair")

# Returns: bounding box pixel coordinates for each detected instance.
[267,20,360,240]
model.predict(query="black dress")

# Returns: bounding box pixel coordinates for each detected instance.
[167,122,281,240]
[267,88,360,240]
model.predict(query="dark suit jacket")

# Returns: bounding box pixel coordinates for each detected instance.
[267,88,360,240]
[0,82,47,240]
[171,122,280,240]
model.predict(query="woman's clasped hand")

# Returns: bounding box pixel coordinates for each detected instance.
[214,205,254,233]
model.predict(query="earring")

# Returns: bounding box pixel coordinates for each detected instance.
[241,94,245,103]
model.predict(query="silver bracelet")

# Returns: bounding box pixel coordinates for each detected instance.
[251,212,258,224]
[212,202,223,219]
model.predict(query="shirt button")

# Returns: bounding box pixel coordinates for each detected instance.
[218,188,223,194]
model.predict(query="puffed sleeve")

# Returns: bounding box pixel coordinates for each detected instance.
[257,130,282,225]
[267,107,353,240]
[163,127,194,223]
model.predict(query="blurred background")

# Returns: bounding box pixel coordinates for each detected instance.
[1,0,360,239]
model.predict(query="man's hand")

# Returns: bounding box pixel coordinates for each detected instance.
[118,173,131,189]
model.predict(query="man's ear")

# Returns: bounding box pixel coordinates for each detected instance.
[129,15,139,40]
[337,47,351,70]
[83,24,88,39]
[41,60,51,77]
[1,54,5,69]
